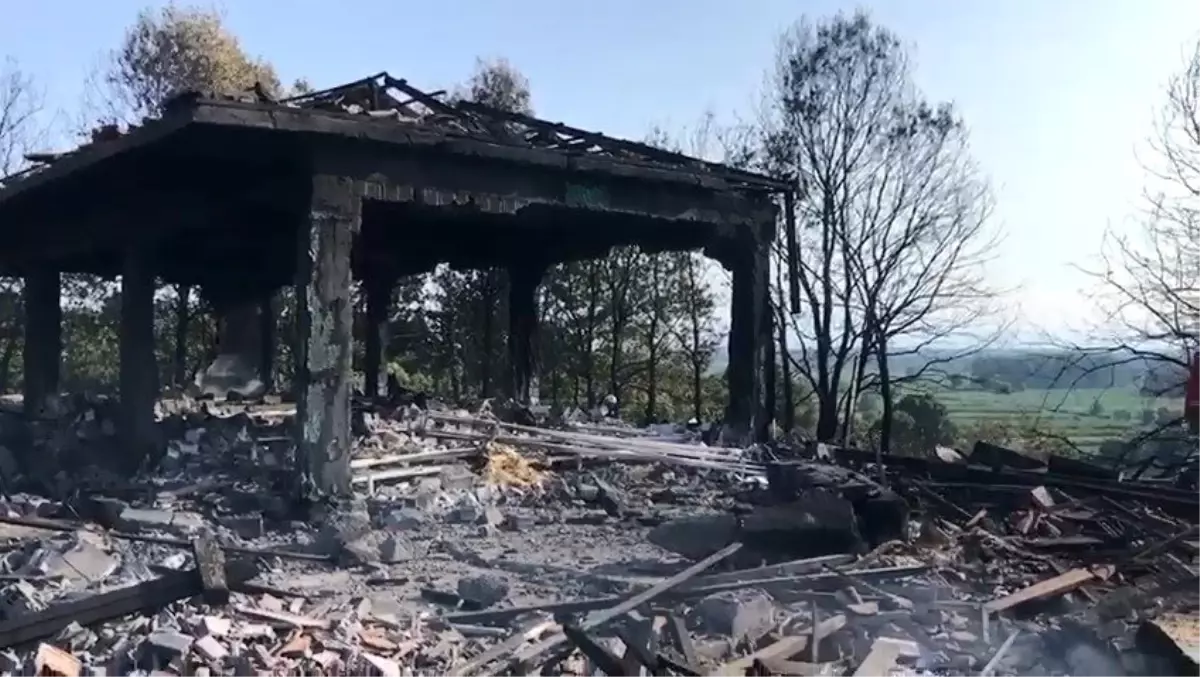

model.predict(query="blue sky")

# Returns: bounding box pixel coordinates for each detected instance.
[2,0,1197,339]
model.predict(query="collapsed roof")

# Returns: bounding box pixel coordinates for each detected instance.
[6,73,789,196]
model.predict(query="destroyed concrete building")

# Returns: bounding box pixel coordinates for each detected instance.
[0,73,792,497]
[0,76,1194,677]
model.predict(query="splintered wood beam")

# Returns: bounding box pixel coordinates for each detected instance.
[511,543,745,674]
[454,543,743,676]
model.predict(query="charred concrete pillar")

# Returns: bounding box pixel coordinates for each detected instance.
[119,247,160,468]
[259,292,276,392]
[363,274,393,400]
[506,261,546,405]
[722,229,768,444]
[22,269,61,418]
[293,175,358,499]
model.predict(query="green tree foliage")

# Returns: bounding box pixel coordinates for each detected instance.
[967,351,1152,392]
[869,393,957,455]
[422,58,536,400]
[36,4,296,393]
[455,57,532,114]
[955,416,1077,458]
[363,63,729,421]
[90,3,281,124]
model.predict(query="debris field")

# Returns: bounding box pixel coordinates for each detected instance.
[0,395,1195,676]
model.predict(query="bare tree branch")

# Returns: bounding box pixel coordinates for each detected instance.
[757,11,1007,444]
[0,57,45,181]
[1068,41,1198,401]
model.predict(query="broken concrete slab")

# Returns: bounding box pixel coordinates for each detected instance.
[218,515,264,540]
[378,535,414,563]
[457,575,509,609]
[146,630,192,658]
[24,537,118,584]
[692,591,774,644]
[738,491,864,558]
[117,508,205,535]
[647,513,740,560]
[315,507,374,559]
[381,508,425,531]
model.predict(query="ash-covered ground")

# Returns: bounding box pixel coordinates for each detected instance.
[0,396,1193,677]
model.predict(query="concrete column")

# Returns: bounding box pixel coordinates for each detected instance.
[723,230,767,444]
[119,248,160,468]
[22,269,61,419]
[506,262,546,406]
[293,175,358,499]
[363,274,393,400]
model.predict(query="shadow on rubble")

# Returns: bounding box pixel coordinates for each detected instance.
[646,458,910,568]
[0,393,308,529]
[0,394,134,499]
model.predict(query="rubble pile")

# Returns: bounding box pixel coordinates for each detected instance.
[0,397,1192,676]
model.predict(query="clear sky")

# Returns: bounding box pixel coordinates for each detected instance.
[2,0,1198,340]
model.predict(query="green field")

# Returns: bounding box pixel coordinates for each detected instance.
[908,385,1186,451]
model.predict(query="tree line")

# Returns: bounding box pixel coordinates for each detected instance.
[949,350,1189,396]
[0,4,1195,458]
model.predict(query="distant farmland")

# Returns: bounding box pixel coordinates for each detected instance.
[914,385,1186,452]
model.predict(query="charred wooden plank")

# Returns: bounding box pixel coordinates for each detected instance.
[663,612,700,672]
[0,513,331,563]
[0,559,257,650]
[713,614,846,676]
[616,618,662,676]
[984,566,1113,614]
[444,564,927,627]
[562,623,629,676]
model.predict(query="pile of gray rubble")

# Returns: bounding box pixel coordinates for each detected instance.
[0,395,1193,676]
